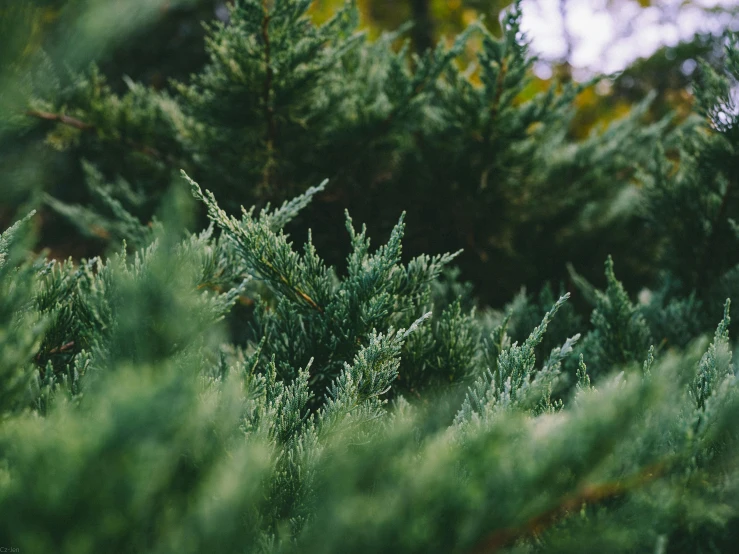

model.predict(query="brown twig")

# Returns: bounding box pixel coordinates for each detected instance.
[35,341,76,364]
[269,260,324,313]
[471,461,668,553]
[49,341,76,355]
[26,109,94,131]
[26,109,169,162]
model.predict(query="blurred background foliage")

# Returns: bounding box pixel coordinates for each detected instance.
[1,0,737,305]
[8,0,735,143]
[310,0,737,133]
[4,5,739,551]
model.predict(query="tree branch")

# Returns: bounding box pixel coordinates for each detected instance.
[26,109,169,162]
[471,460,668,553]
[26,109,94,131]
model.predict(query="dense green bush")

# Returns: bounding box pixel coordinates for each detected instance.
[2,1,739,553]
[2,165,739,552]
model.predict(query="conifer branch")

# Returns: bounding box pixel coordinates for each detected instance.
[274,267,324,313]
[488,58,508,125]
[26,109,94,131]
[35,341,76,363]
[26,109,169,162]
[472,460,668,553]
[196,281,254,306]
[6,6,739,552]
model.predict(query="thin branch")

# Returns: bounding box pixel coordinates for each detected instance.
[261,257,324,313]
[26,109,94,131]
[35,341,76,366]
[26,109,170,162]
[471,460,668,553]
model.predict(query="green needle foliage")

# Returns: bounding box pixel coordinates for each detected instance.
[636,34,739,337]
[2,1,739,553]
[0,166,738,551]
[7,0,667,303]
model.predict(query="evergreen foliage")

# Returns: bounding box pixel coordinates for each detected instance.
[576,257,652,378]
[0,162,738,550]
[9,0,668,303]
[2,1,739,553]
[638,33,739,336]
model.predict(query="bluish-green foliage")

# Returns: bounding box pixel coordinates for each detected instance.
[639,34,739,333]
[0,168,738,551]
[576,257,652,378]
[2,2,739,553]
[7,0,669,304]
